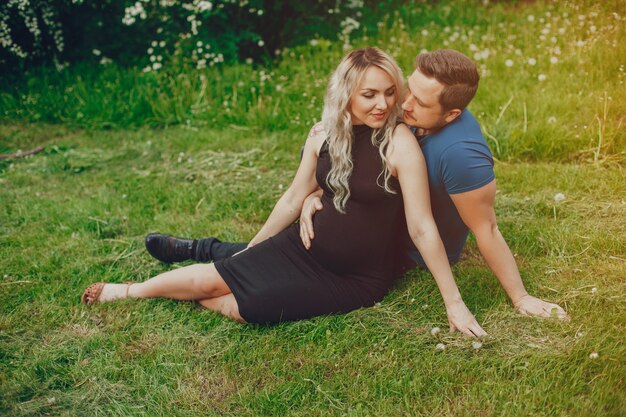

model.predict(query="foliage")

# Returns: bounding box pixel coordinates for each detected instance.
[1,0,624,162]
[0,0,375,72]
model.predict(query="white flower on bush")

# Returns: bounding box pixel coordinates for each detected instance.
[123,2,147,26]
[197,1,212,12]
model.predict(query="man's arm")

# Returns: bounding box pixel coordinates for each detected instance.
[449,180,568,319]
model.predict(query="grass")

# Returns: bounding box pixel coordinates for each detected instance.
[0,122,624,416]
[1,0,625,415]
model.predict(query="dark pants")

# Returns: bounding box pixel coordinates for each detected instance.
[194,238,248,262]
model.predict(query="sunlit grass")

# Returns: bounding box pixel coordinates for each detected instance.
[1,122,624,416]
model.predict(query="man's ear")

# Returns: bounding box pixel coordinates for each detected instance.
[444,109,462,124]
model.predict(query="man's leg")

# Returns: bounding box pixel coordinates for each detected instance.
[145,233,247,263]
[194,237,248,262]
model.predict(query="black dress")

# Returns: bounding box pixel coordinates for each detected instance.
[214,124,404,324]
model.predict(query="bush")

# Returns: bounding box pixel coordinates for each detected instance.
[1,0,374,73]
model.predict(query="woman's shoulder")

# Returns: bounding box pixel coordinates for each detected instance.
[387,122,423,172]
[304,122,327,157]
[391,122,418,147]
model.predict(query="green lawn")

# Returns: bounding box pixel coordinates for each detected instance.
[1,0,624,415]
[1,123,624,416]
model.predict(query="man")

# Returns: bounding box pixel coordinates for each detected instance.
[145,49,567,321]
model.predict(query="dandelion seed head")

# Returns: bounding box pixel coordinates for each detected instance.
[550,56,558,64]
[505,59,514,67]
[553,193,566,202]
[538,74,547,81]
[435,343,446,351]
[431,327,441,336]
[547,116,557,123]
[589,352,599,359]
[472,341,483,350]
[528,58,537,65]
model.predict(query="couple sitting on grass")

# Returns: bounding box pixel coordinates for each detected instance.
[82,47,568,336]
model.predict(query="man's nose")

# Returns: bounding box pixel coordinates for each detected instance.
[401,95,411,110]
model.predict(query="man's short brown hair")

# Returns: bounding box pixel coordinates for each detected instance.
[414,49,479,112]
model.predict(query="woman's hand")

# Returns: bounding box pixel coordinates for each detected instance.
[445,299,488,338]
[299,192,323,249]
[514,294,569,320]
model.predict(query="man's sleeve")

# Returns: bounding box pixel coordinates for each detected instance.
[440,140,495,194]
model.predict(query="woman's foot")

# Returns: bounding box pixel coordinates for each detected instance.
[82,282,132,305]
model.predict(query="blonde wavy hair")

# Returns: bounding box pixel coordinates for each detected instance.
[321,47,405,213]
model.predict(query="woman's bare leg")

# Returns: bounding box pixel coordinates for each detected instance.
[94,264,232,302]
[198,294,246,323]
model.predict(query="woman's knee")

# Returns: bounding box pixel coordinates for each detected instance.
[198,295,246,323]
[225,298,246,324]
[192,264,232,298]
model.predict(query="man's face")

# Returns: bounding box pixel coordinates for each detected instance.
[401,69,458,131]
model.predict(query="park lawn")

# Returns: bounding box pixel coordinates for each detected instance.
[0,122,624,416]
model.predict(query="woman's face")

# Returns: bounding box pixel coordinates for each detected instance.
[349,66,397,128]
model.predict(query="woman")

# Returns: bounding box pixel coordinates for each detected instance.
[82,48,486,337]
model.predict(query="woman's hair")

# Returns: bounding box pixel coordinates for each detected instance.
[321,47,404,213]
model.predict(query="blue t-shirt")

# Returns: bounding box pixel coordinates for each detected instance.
[403,109,495,267]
